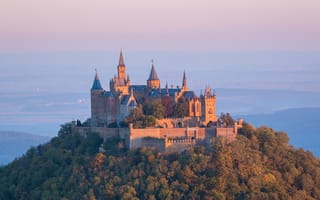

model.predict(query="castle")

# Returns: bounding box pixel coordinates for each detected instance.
[74,51,242,152]
[90,51,217,127]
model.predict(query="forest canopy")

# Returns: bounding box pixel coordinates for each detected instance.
[0,122,320,200]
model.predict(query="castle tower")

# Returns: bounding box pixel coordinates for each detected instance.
[182,70,189,91]
[91,71,107,126]
[110,50,130,95]
[200,85,218,124]
[118,50,126,79]
[147,62,160,89]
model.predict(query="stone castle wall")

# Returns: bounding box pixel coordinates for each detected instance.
[165,138,196,153]
[216,127,237,141]
[73,123,239,152]
[129,127,161,149]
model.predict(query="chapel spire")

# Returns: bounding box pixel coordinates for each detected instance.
[182,70,189,91]
[117,50,126,79]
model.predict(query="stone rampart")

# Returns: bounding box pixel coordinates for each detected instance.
[216,127,237,141]
[73,126,130,140]
[165,138,196,153]
[73,123,239,152]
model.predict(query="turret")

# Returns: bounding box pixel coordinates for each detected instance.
[110,50,130,95]
[147,61,160,89]
[118,50,126,80]
[200,85,217,124]
[91,70,107,126]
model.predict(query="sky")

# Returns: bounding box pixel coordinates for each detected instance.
[1,0,320,52]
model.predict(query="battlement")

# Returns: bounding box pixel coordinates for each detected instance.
[72,119,242,153]
[165,137,196,144]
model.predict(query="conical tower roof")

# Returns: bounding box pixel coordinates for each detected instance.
[91,71,103,90]
[148,64,159,80]
[182,70,189,91]
[118,50,125,66]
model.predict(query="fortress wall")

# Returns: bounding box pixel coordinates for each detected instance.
[130,128,161,139]
[73,127,130,141]
[141,138,165,152]
[160,128,187,138]
[216,127,237,141]
[165,139,196,153]
[129,128,161,149]
[74,125,238,152]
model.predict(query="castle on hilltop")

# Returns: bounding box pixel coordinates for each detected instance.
[91,50,217,127]
[73,51,242,152]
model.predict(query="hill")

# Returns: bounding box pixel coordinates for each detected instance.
[242,107,320,157]
[0,131,50,166]
[0,123,320,199]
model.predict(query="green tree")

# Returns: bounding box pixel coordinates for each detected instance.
[122,105,145,128]
[173,97,189,118]
[143,99,165,119]
[79,132,103,155]
[143,115,156,127]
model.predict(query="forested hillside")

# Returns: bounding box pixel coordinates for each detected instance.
[0,122,320,199]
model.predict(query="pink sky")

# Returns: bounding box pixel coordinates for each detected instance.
[1,0,320,52]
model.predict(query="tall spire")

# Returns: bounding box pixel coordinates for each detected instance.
[182,70,188,91]
[119,49,125,66]
[117,50,126,79]
[91,70,102,90]
[165,82,169,95]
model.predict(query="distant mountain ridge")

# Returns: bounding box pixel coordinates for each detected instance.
[242,107,320,157]
[0,131,50,166]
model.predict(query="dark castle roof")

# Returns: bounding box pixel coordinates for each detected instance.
[148,65,159,80]
[148,88,181,97]
[183,91,198,99]
[102,91,114,97]
[130,85,148,92]
[121,95,137,107]
[91,73,102,90]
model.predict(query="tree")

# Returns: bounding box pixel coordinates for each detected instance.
[79,132,103,155]
[218,113,234,127]
[173,97,189,118]
[58,122,73,137]
[143,99,165,119]
[143,115,156,127]
[122,106,145,128]
[162,96,173,118]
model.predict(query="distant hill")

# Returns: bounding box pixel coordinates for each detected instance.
[1,123,320,199]
[0,131,50,165]
[242,107,320,157]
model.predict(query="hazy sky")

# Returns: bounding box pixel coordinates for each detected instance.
[1,0,320,52]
